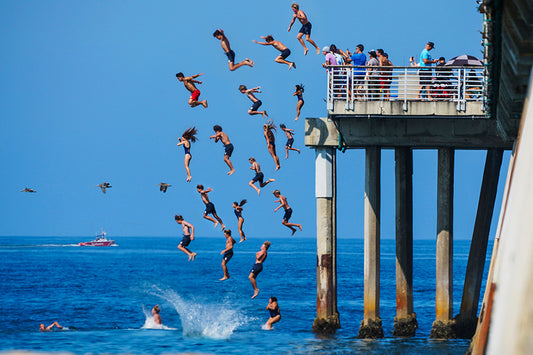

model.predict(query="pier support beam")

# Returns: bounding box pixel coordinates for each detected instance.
[358,146,384,338]
[431,148,455,338]
[393,147,418,337]
[455,149,503,339]
[313,148,340,335]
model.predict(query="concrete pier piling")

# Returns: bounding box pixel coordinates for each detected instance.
[455,149,503,339]
[431,148,456,338]
[358,147,384,338]
[313,148,340,334]
[393,147,418,337]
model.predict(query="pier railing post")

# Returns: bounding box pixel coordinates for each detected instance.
[455,148,503,338]
[431,148,455,338]
[358,146,384,338]
[393,147,418,337]
[313,147,341,334]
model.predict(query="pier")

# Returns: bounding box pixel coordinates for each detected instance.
[306,0,533,339]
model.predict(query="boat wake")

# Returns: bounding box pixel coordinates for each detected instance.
[147,286,250,339]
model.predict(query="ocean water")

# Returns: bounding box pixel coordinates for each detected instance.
[0,236,491,354]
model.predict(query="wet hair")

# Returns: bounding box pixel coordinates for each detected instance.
[329,44,338,53]
[291,3,299,10]
[295,84,304,92]
[176,72,184,78]
[263,241,271,249]
[249,157,256,162]
[376,48,384,55]
[175,215,183,221]
[263,122,276,142]
[384,53,389,58]
[153,305,161,313]
[265,35,274,42]
[213,29,222,37]
[273,189,280,196]
[280,124,286,129]
[197,184,204,190]
[213,125,222,132]
[356,44,364,52]
[182,127,198,142]
[238,199,247,206]
[270,296,277,302]
[224,229,232,236]
[238,85,247,91]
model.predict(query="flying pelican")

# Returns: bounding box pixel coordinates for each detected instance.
[95,182,112,194]
[156,183,171,193]
[20,187,36,193]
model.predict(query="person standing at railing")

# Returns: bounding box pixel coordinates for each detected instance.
[347,44,367,98]
[435,57,453,99]
[466,69,483,100]
[377,49,394,100]
[366,50,380,100]
[322,46,338,99]
[417,41,438,100]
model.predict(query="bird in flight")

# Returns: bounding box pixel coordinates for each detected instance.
[20,187,36,193]
[96,182,112,194]
[156,183,171,193]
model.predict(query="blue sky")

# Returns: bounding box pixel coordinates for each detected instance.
[0,0,509,239]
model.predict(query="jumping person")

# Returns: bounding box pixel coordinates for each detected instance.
[253,35,296,70]
[175,215,197,261]
[175,72,208,108]
[265,297,281,330]
[238,85,268,118]
[293,84,304,121]
[279,124,300,159]
[273,190,302,235]
[287,2,320,55]
[263,122,281,171]
[176,127,198,182]
[220,229,236,281]
[232,199,247,242]
[213,29,254,71]
[197,184,225,231]
[248,157,275,196]
[209,125,235,175]
[249,241,271,299]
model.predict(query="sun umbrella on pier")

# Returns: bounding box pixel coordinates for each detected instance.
[444,55,483,66]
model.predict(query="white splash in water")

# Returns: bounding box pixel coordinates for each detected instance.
[140,306,175,330]
[148,286,249,339]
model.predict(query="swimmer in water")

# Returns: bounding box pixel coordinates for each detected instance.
[152,305,162,325]
[39,322,63,331]
[265,296,281,330]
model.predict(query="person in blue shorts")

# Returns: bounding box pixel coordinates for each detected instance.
[249,241,271,299]
[175,215,197,261]
[196,185,225,231]
[238,85,268,118]
[279,124,300,159]
[220,229,236,281]
[209,125,235,175]
[253,35,296,70]
[273,190,302,235]
[248,157,275,195]
[213,29,254,71]
[287,3,320,55]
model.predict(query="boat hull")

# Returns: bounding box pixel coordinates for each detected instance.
[78,240,115,247]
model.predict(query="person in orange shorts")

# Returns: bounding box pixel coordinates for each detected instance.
[176,72,208,108]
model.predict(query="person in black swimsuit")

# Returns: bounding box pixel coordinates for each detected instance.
[176,127,197,182]
[263,122,280,171]
[265,296,281,330]
[249,241,271,299]
[232,199,247,242]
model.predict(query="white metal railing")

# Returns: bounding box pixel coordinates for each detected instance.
[325,66,485,112]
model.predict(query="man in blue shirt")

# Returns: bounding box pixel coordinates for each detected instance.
[349,44,367,96]
[417,41,438,99]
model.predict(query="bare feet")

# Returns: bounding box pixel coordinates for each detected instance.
[304,48,309,55]
[295,117,299,121]
[219,276,229,281]
[316,47,320,55]
[186,176,192,182]
[188,252,197,262]
[220,224,226,231]
[285,155,289,159]
[227,169,235,175]
[298,224,302,231]
[292,62,296,69]
[246,59,254,67]
[214,221,219,229]
[288,62,294,70]
[202,100,208,108]
[297,149,301,154]
[257,189,260,196]
[251,289,260,299]
[275,165,280,171]
[291,228,297,236]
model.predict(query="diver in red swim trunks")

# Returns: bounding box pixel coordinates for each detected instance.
[175,72,208,108]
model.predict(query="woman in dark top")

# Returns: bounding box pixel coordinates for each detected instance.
[265,296,281,330]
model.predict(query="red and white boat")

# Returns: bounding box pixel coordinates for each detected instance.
[78,230,116,246]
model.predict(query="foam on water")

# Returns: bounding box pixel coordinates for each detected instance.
[148,286,249,339]
[140,306,175,330]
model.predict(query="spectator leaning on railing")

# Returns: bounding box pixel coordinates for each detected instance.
[417,41,438,100]
[377,49,394,99]
[347,44,366,97]
[366,50,380,99]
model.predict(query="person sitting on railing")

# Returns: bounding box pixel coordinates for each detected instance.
[377,49,393,100]
[466,69,483,100]
[417,41,438,100]
[366,50,380,100]
[347,44,366,98]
